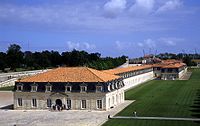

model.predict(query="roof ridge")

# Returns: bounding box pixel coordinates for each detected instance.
[86,67,105,82]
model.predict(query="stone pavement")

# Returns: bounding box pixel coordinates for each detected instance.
[0,91,134,126]
[0,91,13,108]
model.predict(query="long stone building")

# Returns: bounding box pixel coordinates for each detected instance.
[14,67,124,111]
[13,60,187,110]
[103,65,154,90]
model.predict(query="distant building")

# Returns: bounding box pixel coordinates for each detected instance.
[153,60,187,80]
[14,67,124,111]
[192,59,200,67]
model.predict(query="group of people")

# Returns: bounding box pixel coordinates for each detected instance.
[51,104,70,111]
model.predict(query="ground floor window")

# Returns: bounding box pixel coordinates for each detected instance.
[47,99,51,108]
[97,100,102,109]
[18,98,22,106]
[81,100,86,109]
[66,98,71,109]
[32,98,37,107]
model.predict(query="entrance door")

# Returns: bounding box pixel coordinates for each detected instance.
[55,99,62,107]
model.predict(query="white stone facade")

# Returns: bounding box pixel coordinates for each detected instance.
[122,71,154,90]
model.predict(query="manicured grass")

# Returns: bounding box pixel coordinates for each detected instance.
[0,86,14,91]
[103,69,200,126]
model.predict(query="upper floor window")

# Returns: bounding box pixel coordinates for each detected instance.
[96,86,103,92]
[65,86,72,92]
[80,86,87,92]
[80,82,87,92]
[31,82,38,92]
[16,83,23,92]
[45,82,52,92]
[31,86,37,92]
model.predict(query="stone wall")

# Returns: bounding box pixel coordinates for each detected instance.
[14,90,124,111]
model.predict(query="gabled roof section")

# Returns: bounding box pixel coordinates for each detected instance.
[18,67,120,83]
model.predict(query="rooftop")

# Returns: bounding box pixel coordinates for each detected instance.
[103,65,152,75]
[18,67,120,83]
[153,60,186,69]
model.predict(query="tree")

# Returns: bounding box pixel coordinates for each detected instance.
[0,52,7,70]
[6,44,23,70]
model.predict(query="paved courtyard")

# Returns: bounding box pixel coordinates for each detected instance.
[0,91,133,126]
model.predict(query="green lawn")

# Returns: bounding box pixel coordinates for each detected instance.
[103,69,200,126]
[0,86,14,91]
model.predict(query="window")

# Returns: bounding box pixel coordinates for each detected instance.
[65,86,72,92]
[46,85,52,92]
[66,98,71,109]
[47,99,51,108]
[18,98,22,107]
[32,98,37,107]
[31,86,37,92]
[112,96,115,104]
[96,86,102,92]
[80,86,87,92]
[81,100,86,109]
[17,85,23,91]
[97,100,102,109]
[112,84,115,90]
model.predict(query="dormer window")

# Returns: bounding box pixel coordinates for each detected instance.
[31,86,37,92]
[96,86,102,92]
[66,86,72,92]
[80,82,87,92]
[65,82,72,92]
[17,83,23,92]
[45,82,52,92]
[96,82,103,92]
[81,86,87,92]
[31,82,38,92]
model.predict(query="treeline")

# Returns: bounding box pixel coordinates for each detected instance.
[0,44,127,72]
[156,53,199,66]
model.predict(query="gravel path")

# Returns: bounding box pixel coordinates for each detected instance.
[112,116,200,121]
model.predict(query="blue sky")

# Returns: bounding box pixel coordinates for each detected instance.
[0,0,200,58]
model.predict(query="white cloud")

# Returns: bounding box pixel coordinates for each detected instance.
[158,37,184,46]
[157,0,182,13]
[103,0,127,18]
[115,40,134,50]
[67,41,96,50]
[137,42,144,47]
[130,0,155,15]
[137,38,156,48]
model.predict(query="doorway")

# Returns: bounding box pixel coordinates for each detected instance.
[55,99,62,107]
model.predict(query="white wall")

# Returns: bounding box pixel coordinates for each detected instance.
[122,71,154,90]
[105,88,124,110]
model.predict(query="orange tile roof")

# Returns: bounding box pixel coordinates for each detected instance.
[18,67,120,82]
[153,61,186,69]
[103,65,152,75]
[162,63,186,68]
[192,59,200,62]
